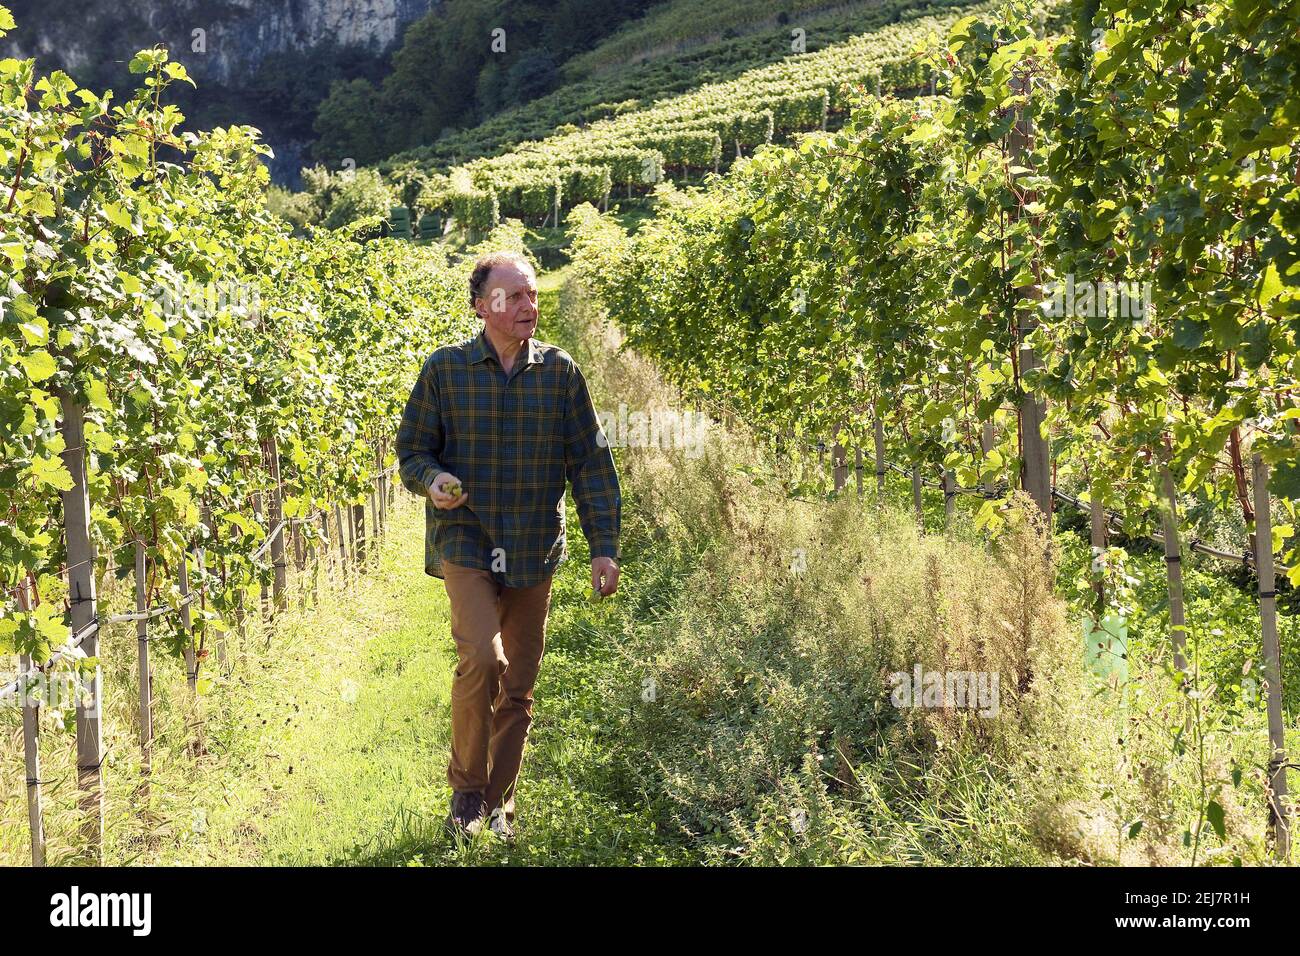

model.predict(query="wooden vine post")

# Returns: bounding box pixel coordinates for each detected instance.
[379,470,390,530]
[292,512,306,606]
[315,510,327,601]
[233,580,247,645]
[1251,454,1291,859]
[202,507,229,671]
[304,515,317,590]
[377,445,389,531]
[349,496,359,562]
[59,393,104,858]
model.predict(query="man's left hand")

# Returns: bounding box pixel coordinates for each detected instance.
[592,556,620,597]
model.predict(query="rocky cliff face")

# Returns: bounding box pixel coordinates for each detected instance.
[3,0,438,184]
[5,0,435,83]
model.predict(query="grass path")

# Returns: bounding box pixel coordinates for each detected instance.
[216,492,458,865]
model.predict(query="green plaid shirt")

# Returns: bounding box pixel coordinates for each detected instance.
[396,327,621,588]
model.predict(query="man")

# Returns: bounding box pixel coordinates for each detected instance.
[396,250,622,841]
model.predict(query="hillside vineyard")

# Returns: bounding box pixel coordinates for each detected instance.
[567,0,1299,856]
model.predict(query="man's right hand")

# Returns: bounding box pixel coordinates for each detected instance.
[428,472,469,510]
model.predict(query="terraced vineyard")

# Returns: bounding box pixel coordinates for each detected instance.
[381,0,986,176]
[386,0,1031,229]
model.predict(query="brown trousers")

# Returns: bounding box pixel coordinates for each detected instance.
[441,560,554,822]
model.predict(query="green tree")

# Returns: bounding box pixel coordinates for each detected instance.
[323,168,396,230]
[313,78,389,166]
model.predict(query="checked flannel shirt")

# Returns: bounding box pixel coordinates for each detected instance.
[396,326,621,588]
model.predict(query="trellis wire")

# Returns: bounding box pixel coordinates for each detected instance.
[3,448,402,866]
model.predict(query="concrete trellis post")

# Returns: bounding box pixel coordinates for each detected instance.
[135,541,153,762]
[1009,73,1052,527]
[1089,489,1107,617]
[873,415,887,497]
[352,502,366,564]
[832,442,847,492]
[334,502,349,582]
[1158,464,1189,674]
[943,468,956,527]
[912,467,924,528]
[179,548,196,694]
[267,437,288,613]
[981,421,996,497]
[16,579,45,867]
[59,393,103,858]
[1252,454,1291,860]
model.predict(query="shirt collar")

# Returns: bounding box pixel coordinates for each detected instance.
[469,326,541,370]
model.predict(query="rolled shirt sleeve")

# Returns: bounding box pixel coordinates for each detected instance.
[396,353,449,499]
[563,360,621,561]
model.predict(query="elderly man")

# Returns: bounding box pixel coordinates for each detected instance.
[396,250,621,841]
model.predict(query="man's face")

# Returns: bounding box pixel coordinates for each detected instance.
[476,261,538,344]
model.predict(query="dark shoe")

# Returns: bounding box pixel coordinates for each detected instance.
[488,807,515,843]
[443,790,486,838]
